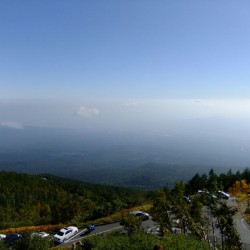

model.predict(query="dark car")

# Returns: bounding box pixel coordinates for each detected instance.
[4,233,22,245]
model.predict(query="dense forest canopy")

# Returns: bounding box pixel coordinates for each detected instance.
[1,167,250,231]
[185,167,250,194]
[0,171,147,229]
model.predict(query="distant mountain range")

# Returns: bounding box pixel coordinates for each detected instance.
[0,126,248,189]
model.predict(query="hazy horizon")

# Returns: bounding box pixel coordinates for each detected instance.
[1,1,250,171]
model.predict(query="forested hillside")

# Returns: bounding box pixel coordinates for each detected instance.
[186,167,250,194]
[0,171,147,229]
[1,168,250,249]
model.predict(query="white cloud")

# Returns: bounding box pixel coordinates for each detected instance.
[123,101,138,107]
[193,99,215,107]
[1,121,24,130]
[76,106,100,117]
[192,99,250,117]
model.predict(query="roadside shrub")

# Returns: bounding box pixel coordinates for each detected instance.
[0,224,65,234]
[13,233,51,250]
[121,215,142,234]
[245,207,250,214]
[82,238,94,250]
[0,240,8,250]
[85,231,210,250]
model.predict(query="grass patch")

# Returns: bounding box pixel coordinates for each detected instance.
[52,231,210,250]
[0,204,152,235]
[79,204,152,226]
[0,224,66,235]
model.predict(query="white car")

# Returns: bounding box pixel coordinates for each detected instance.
[0,234,6,240]
[31,232,49,238]
[218,190,230,199]
[53,226,78,243]
[129,211,150,220]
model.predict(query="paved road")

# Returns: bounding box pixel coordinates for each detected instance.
[207,197,250,249]
[60,222,123,247]
[229,197,250,248]
[56,199,250,249]
[59,218,158,247]
[235,216,250,244]
[235,217,250,250]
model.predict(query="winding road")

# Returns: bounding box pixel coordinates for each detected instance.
[57,199,250,249]
[59,219,158,247]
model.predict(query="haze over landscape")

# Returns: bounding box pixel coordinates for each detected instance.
[1,1,250,188]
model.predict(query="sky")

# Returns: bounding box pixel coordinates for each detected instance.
[1,0,250,135]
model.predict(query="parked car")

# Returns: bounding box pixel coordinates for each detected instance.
[31,231,50,238]
[80,225,95,236]
[53,226,78,244]
[198,190,230,200]
[89,224,95,231]
[0,234,6,240]
[147,227,163,236]
[4,233,22,245]
[198,190,217,199]
[129,211,150,220]
[218,190,230,199]
[183,196,191,204]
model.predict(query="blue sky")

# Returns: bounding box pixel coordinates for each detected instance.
[1,1,250,132]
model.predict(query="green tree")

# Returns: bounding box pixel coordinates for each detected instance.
[18,204,40,225]
[13,233,51,250]
[186,173,206,194]
[207,169,218,192]
[150,188,173,234]
[210,201,242,250]
[188,195,209,241]
[122,214,142,234]
[170,182,191,234]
